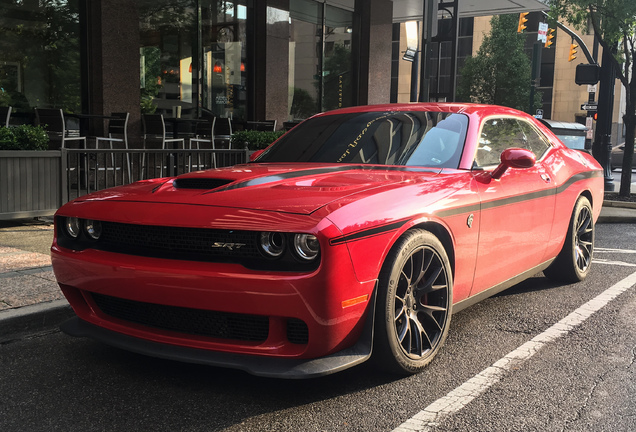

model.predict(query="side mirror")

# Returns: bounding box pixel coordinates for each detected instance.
[491,148,536,179]
[250,149,265,161]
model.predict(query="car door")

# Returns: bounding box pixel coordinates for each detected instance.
[470,117,556,295]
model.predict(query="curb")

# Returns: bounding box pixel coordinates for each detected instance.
[602,200,636,209]
[0,299,74,343]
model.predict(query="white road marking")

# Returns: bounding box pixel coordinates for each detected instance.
[593,259,636,267]
[595,247,636,254]
[393,269,636,432]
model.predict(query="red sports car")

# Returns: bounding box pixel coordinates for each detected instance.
[51,103,603,378]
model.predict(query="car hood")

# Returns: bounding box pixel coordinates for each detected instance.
[75,163,442,215]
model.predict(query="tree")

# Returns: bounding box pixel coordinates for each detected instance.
[457,14,542,112]
[550,0,636,197]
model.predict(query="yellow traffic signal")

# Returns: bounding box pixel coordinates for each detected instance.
[517,12,529,33]
[568,43,578,62]
[544,28,555,48]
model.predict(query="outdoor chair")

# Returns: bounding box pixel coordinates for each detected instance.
[142,114,185,149]
[142,114,186,178]
[95,112,131,183]
[245,120,277,132]
[215,117,233,149]
[189,117,217,169]
[35,108,87,150]
[1,106,11,127]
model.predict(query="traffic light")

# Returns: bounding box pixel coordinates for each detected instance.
[568,43,578,62]
[517,12,529,33]
[593,112,598,121]
[544,28,555,48]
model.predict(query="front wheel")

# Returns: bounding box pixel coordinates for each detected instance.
[544,196,594,283]
[374,229,453,375]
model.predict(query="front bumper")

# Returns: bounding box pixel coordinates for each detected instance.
[61,287,375,379]
[51,236,376,368]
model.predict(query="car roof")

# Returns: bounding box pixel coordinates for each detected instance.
[312,102,529,118]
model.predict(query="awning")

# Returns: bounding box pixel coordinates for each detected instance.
[392,0,549,22]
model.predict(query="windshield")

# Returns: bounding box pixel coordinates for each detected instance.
[256,111,469,168]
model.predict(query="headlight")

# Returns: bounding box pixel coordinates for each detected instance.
[84,220,102,240]
[65,217,80,238]
[293,234,320,261]
[259,232,285,257]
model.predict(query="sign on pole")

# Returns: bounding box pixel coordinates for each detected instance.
[537,22,548,43]
[581,102,598,111]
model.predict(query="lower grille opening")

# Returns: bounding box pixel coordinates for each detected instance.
[91,293,269,342]
[287,318,309,345]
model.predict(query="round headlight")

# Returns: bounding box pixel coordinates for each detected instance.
[84,220,102,240]
[260,232,285,257]
[65,217,80,238]
[293,234,320,261]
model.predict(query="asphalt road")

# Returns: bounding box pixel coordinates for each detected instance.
[1,224,635,432]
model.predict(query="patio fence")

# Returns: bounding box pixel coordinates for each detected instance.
[0,148,249,220]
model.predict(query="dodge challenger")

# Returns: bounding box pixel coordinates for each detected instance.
[51,103,604,378]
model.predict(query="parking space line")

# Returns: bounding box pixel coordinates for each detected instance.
[393,269,636,432]
[595,247,636,254]
[593,259,636,267]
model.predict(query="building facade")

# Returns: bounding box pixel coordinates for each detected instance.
[0,0,393,145]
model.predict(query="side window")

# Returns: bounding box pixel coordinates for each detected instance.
[516,120,551,160]
[474,118,524,167]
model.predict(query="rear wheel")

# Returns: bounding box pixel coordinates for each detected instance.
[544,196,594,283]
[374,229,452,375]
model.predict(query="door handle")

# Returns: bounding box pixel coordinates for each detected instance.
[541,174,551,183]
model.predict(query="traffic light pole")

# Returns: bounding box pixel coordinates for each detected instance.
[592,42,617,192]
[529,41,542,114]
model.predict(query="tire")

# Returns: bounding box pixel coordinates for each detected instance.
[374,229,453,375]
[544,196,594,283]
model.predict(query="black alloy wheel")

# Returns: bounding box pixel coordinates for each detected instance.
[544,195,594,283]
[374,229,452,375]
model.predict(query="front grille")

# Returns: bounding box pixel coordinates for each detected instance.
[56,218,321,272]
[91,293,269,342]
[173,178,234,190]
[98,222,261,262]
[287,318,309,344]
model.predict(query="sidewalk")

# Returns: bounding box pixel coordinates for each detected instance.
[0,217,72,342]
[2,200,636,341]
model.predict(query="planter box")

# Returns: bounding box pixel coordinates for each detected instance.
[0,151,63,220]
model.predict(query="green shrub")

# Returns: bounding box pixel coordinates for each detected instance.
[231,130,285,150]
[0,125,49,150]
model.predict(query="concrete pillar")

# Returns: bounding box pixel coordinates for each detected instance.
[87,1,142,146]
[354,0,393,105]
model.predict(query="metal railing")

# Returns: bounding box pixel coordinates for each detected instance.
[60,148,249,203]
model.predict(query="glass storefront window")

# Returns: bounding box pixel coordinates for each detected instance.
[322,5,353,111]
[0,0,81,115]
[138,0,196,117]
[288,0,354,120]
[201,0,247,120]
[289,0,322,120]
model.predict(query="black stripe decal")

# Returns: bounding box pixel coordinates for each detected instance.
[330,219,410,245]
[331,169,601,243]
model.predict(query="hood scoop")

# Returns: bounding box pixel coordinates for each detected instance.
[173,178,234,190]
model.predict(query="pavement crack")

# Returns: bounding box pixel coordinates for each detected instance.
[563,371,610,431]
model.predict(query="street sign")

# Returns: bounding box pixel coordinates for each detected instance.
[585,116,594,139]
[537,22,548,43]
[581,102,598,111]
[535,109,543,119]
[587,84,597,93]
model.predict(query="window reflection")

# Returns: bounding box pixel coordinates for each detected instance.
[0,0,81,114]
[139,0,196,117]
